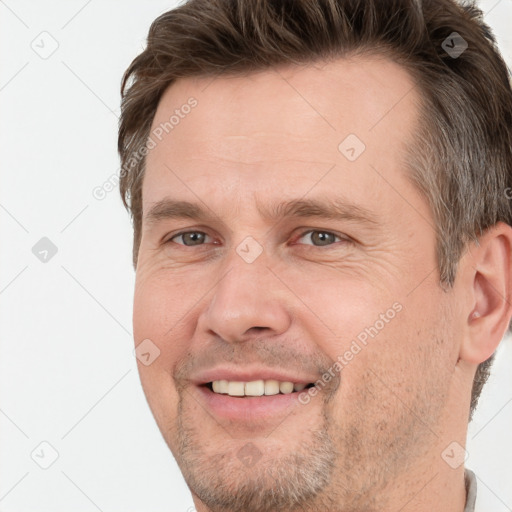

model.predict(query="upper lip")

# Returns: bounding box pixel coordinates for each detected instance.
[191,367,318,386]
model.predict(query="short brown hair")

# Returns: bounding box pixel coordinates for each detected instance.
[118,0,512,421]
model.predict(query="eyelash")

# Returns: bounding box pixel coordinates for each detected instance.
[166,229,350,248]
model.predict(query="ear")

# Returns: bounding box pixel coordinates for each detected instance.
[460,222,512,364]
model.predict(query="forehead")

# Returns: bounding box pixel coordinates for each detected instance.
[143,56,421,216]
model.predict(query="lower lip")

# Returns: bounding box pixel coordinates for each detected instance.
[196,385,313,422]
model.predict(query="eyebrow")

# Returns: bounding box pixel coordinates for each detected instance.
[144,197,380,228]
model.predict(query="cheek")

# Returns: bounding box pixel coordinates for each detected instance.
[308,274,450,402]
[133,270,199,348]
[133,280,173,343]
[332,293,454,411]
[133,275,195,420]
[277,263,399,355]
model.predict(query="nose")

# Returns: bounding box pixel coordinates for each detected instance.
[196,255,292,344]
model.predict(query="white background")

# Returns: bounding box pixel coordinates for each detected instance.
[1,1,511,511]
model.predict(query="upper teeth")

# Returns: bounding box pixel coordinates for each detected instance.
[212,380,308,396]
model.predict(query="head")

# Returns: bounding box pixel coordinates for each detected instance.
[119,1,512,510]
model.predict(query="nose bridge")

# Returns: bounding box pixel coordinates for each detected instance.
[198,246,291,342]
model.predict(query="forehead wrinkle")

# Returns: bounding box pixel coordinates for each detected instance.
[254,196,380,226]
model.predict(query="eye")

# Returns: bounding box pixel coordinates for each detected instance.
[295,230,347,247]
[166,229,348,248]
[168,231,213,246]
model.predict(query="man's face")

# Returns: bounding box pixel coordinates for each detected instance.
[134,57,465,511]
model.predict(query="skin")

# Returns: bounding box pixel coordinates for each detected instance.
[133,56,512,512]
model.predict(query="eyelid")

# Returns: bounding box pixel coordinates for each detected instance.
[165,228,351,247]
[165,229,216,246]
[292,229,350,246]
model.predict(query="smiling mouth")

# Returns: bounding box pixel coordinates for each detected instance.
[202,380,316,398]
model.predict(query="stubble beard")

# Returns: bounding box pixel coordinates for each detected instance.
[164,331,450,512]
[173,394,341,512]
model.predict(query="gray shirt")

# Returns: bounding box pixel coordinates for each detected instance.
[464,469,477,512]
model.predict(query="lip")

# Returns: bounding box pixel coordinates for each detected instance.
[190,366,318,386]
[195,383,314,422]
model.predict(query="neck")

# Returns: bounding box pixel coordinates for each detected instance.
[382,451,468,511]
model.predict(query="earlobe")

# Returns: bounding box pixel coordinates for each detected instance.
[460,223,512,365]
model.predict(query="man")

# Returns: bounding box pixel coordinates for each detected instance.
[118,0,512,510]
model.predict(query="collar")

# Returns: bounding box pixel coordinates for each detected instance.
[464,468,477,512]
